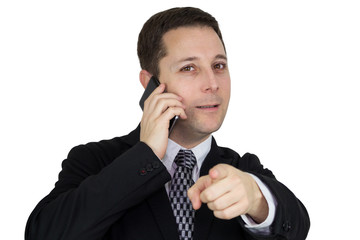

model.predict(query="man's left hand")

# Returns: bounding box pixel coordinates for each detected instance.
[188,164,269,223]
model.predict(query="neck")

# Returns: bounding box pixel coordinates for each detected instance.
[169,128,211,149]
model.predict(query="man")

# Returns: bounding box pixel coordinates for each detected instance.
[25,7,310,240]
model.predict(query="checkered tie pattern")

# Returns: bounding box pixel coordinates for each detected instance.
[169,149,197,240]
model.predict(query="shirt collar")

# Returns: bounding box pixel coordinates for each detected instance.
[162,135,212,174]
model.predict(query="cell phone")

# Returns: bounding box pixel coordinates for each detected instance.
[139,76,179,136]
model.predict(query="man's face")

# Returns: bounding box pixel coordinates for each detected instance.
[158,26,231,140]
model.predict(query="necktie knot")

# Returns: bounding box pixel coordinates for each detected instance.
[174,149,196,171]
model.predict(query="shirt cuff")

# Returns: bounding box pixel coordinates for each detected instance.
[240,174,277,235]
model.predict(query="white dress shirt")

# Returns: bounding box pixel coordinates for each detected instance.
[161,136,277,235]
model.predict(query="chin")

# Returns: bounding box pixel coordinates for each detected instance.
[193,120,223,135]
[176,114,226,136]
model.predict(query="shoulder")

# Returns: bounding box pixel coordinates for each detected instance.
[62,127,140,177]
[215,142,259,166]
[215,142,274,178]
[69,136,130,160]
[69,125,139,162]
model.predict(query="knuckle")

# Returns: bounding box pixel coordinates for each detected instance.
[165,107,176,116]
[157,98,166,106]
[200,191,211,202]
[187,188,194,197]
[221,209,233,220]
[212,200,223,210]
[243,198,250,208]
[207,202,214,211]
[229,173,240,182]
[143,98,151,108]
[204,189,215,201]
[169,107,183,116]
[148,94,158,103]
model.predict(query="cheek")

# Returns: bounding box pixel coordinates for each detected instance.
[168,82,193,100]
[180,93,193,109]
[221,79,231,99]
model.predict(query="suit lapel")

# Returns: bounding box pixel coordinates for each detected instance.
[194,137,234,240]
[199,137,234,176]
[147,187,180,240]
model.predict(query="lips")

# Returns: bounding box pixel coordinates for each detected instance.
[196,104,219,109]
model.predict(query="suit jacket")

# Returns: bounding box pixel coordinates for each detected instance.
[25,125,310,240]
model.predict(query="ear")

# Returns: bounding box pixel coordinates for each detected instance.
[139,70,153,89]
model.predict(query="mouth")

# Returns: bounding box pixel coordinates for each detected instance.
[196,104,220,109]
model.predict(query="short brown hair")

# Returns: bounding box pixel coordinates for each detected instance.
[137,7,225,78]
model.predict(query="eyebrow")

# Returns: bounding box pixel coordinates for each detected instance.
[177,54,227,64]
[214,54,228,61]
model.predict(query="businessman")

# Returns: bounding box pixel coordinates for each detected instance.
[26,7,310,240]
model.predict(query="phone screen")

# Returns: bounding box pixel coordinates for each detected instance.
[139,76,178,135]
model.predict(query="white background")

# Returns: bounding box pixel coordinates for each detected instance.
[1,0,359,239]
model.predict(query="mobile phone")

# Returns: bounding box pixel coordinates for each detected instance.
[139,76,179,136]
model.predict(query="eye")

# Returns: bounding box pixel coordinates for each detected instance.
[213,63,226,70]
[180,65,195,72]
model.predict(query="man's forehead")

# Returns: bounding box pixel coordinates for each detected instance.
[161,27,226,62]
[162,26,218,45]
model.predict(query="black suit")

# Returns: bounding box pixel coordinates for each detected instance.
[25,125,310,240]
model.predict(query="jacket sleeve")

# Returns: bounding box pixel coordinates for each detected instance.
[25,141,171,240]
[238,153,310,240]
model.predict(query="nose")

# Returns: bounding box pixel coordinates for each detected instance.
[201,69,219,93]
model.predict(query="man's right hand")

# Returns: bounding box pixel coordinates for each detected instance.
[140,83,187,159]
